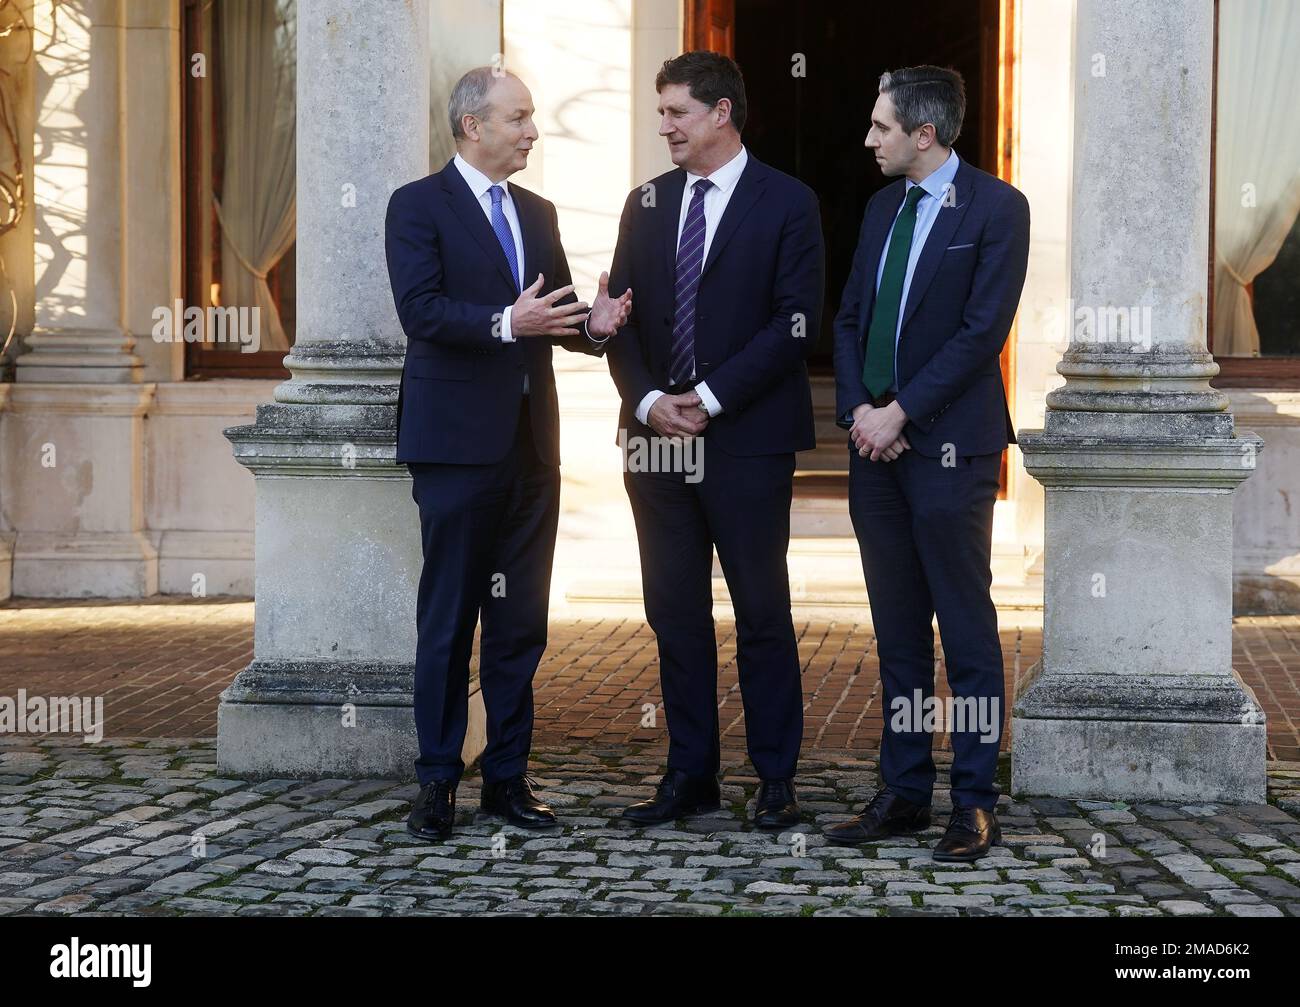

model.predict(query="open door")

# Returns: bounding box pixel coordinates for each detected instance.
[685,0,734,55]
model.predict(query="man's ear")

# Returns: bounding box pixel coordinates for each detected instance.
[461,114,480,142]
[915,122,937,152]
[714,97,732,129]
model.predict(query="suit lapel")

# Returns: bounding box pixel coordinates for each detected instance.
[857,181,906,341]
[513,186,546,291]
[898,160,977,331]
[440,158,520,294]
[660,170,687,285]
[700,157,766,277]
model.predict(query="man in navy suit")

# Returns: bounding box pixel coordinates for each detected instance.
[385,67,631,840]
[825,66,1029,861]
[606,52,825,828]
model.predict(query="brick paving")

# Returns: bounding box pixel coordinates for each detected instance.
[2,600,1298,759]
[1,600,1299,917]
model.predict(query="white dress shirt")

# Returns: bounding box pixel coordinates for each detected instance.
[453,153,608,395]
[635,144,749,426]
[873,147,961,393]
[454,153,528,391]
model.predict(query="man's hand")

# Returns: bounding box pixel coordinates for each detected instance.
[587,270,632,339]
[510,273,589,337]
[851,400,911,461]
[648,391,708,438]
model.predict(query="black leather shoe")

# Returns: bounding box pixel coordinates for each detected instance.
[933,804,1000,862]
[622,769,721,824]
[479,774,557,828]
[752,778,800,830]
[407,779,456,841]
[823,787,931,845]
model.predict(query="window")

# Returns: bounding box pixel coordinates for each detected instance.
[1210,0,1300,386]
[182,0,297,378]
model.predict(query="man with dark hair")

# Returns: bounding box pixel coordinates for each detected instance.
[606,51,825,828]
[826,65,1030,861]
[385,68,632,841]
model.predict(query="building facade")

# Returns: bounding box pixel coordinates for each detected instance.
[0,0,1297,618]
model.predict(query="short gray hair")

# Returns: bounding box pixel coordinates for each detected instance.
[448,66,516,141]
[878,65,965,147]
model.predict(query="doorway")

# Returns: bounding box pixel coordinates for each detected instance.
[687,0,1016,491]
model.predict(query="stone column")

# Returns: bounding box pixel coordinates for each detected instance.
[1,1,158,597]
[218,0,486,778]
[1013,0,1265,802]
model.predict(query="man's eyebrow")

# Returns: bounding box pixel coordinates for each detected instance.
[871,118,889,130]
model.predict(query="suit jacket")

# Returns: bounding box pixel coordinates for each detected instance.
[832,157,1030,457]
[384,157,603,466]
[606,154,825,456]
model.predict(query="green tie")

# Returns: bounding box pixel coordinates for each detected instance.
[862,185,927,398]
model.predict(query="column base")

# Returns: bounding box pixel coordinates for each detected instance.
[216,660,486,780]
[1012,662,1267,803]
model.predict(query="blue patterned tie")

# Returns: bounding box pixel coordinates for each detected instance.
[489,185,521,292]
[669,178,713,386]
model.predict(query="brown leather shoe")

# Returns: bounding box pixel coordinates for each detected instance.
[823,788,930,845]
[933,804,1001,862]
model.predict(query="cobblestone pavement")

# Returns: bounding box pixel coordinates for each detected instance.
[2,739,1299,917]
[3,600,1299,759]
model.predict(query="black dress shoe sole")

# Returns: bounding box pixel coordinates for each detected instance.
[752,812,801,831]
[622,799,722,824]
[477,806,559,829]
[406,822,453,842]
[823,816,931,845]
[932,827,1001,862]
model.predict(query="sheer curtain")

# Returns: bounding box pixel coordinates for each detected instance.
[1214,0,1300,356]
[214,0,297,352]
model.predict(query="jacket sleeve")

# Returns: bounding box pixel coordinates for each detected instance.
[605,189,659,409]
[384,182,510,352]
[698,184,825,412]
[895,186,1030,432]
[832,198,877,429]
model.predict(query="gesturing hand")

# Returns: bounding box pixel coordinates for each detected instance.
[587,271,632,339]
[510,273,589,337]
[648,391,709,438]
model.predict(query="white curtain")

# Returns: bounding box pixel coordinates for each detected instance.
[214,0,297,352]
[1214,0,1300,356]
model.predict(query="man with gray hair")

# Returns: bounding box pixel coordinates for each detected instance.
[827,65,1030,861]
[385,66,632,841]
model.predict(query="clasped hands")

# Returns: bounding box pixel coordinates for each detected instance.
[509,270,632,339]
[851,400,911,462]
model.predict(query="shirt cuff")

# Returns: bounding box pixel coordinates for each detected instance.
[635,390,665,426]
[584,317,611,346]
[695,381,723,417]
[499,304,514,342]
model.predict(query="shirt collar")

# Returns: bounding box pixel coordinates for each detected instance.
[454,151,510,202]
[905,147,960,203]
[685,144,748,195]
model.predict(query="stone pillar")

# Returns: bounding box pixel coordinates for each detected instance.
[1,1,159,597]
[1012,0,1266,802]
[217,0,486,779]
[18,0,141,383]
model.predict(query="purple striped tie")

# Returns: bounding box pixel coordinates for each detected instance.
[669,178,713,386]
